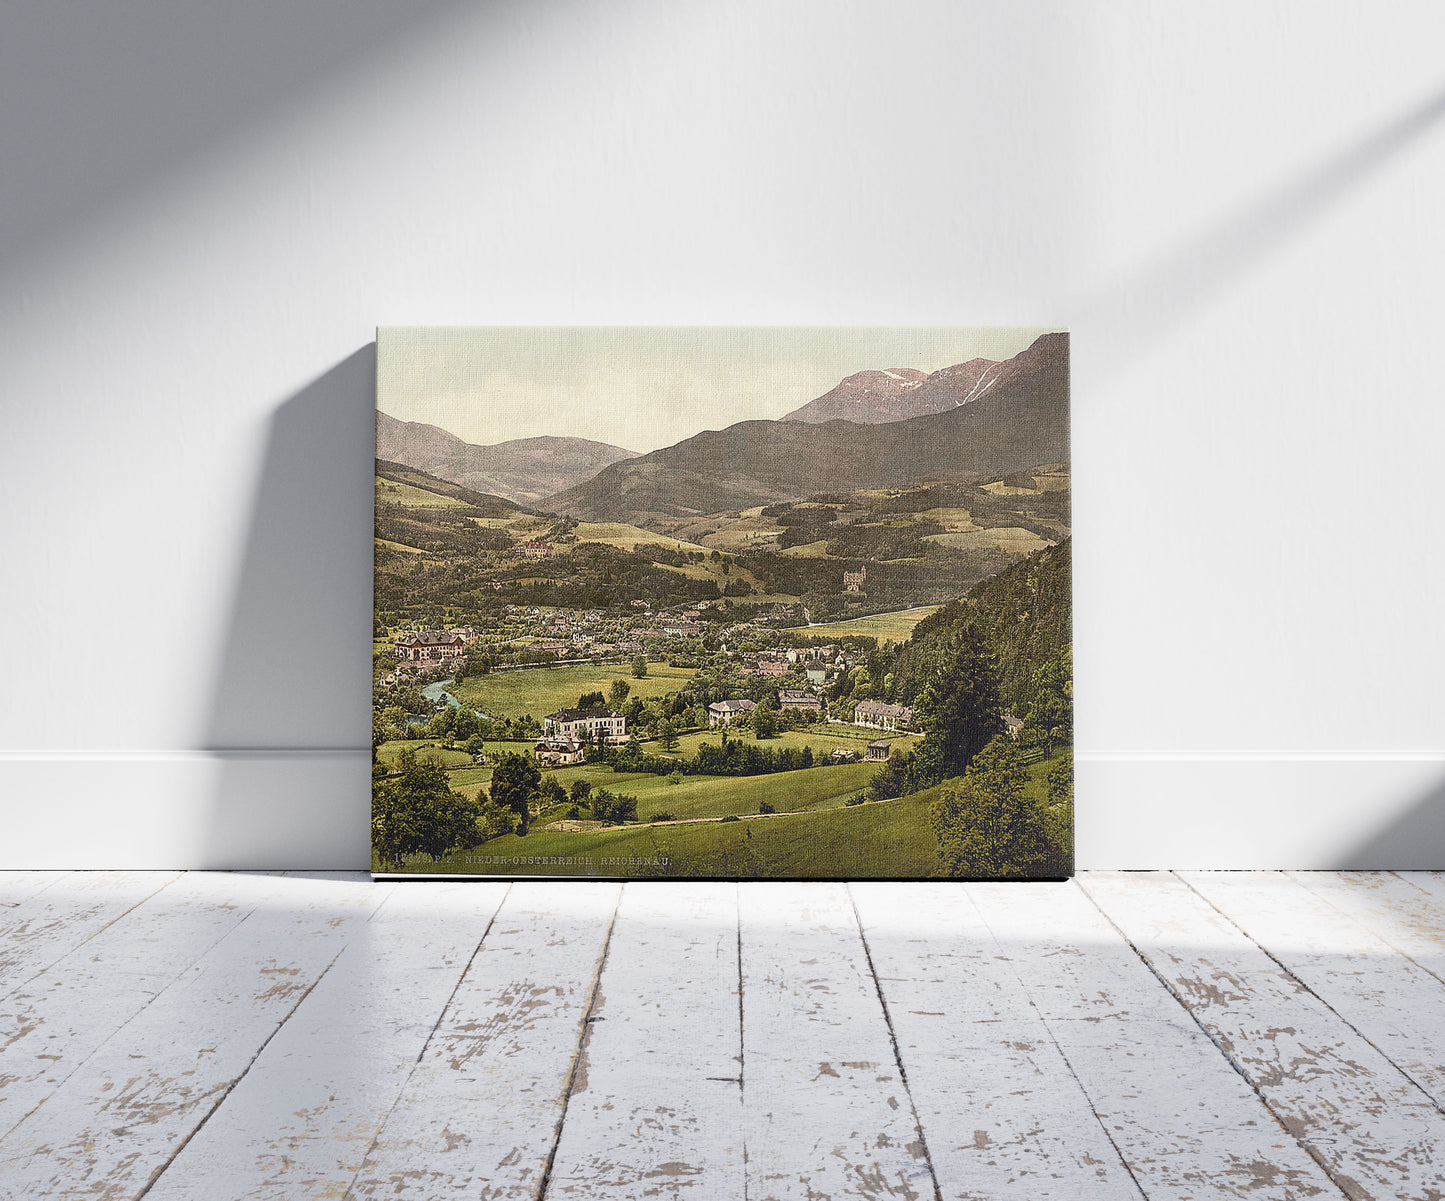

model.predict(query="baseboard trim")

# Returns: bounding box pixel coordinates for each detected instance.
[0,750,1440,870]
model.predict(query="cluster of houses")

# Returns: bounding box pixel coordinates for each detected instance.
[382,628,477,684]
[533,705,630,766]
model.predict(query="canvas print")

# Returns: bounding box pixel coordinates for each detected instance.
[373,327,1072,879]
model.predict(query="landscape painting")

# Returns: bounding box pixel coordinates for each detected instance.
[373,327,1072,879]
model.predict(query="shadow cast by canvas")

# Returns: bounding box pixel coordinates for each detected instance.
[199,347,376,868]
[1334,769,1445,871]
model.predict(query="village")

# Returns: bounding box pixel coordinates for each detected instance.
[377,591,930,770]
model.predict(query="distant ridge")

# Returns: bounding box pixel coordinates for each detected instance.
[376,411,638,506]
[548,333,1069,525]
[782,333,1066,424]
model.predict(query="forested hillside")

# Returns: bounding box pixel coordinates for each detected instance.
[887,539,1071,714]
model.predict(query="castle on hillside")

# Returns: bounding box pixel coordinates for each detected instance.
[843,566,867,592]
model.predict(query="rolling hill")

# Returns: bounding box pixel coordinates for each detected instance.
[375,459,522,515]
[376,412,638,505]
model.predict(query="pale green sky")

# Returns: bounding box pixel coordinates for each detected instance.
[377,326,1064,454]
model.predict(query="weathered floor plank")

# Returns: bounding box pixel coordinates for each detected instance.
[972,881,1341,1200]
[5,871,1445,1201]
[740,882,937,1201]
[0,871,182,1000]
[345,881,621,1200]
[0,871,290,1141]
[1288,872,1445,982]
[851,882,1143,1200]
[1084,871,1445,1200]
[543,882,744,1198]
[0,872,389,1199]
[1183,870,1445,1112]
[143,880,510,1201]
[0,870,67,908]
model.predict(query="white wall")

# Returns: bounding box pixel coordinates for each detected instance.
[2,0,1442,869]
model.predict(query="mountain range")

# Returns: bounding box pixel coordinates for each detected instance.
[780,333,1064,424]
[548,333,1068,525]
[377,332,1068,527]
[375,411,637,505]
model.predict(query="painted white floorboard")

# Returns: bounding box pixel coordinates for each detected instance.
[4,872,1445,1201]
[345,882,621,1200]
[543,882,745,1199]
[0,870,67,908]
[851,882,1143,1200]
[0,872,389,1199]
[974,882,1341,1200]
[0,871,290,1140]
[1288,872,1445,984]
[0,871,181,1001]
[740,882,937,1201]
[1084,871,1445,1200]
[1183,870,1445,1111]
[143,881,510,1201]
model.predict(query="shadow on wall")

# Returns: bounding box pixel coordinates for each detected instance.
[200,347,376,869]
[1078,82,1445,371]
[0,0,474,279]
[1335,772,1445,871]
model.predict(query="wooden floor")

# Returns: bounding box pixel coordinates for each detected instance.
[3,873,1445,1199]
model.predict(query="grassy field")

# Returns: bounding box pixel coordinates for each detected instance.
[452,662,696,719]
[802,606,941,640]
[779,540,833,558]
[375,478,468,508]
[382,791,941,878]
[925,528,1053,553]
[376,739,532,768]
[375,754,1073,879]
[573,522,710,554]
[375,538,427,555]
[916,507,978,530]
[679,514,785,552]
[666,727,918,759]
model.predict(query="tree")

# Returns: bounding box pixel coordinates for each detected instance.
[590,789,639,825]
[658,717,678,751]
[537,776,567,809]
[490,752,541,834]
[609,679,631,708]
[1045,750,1074,846]
[867,749,918,801]
[912,625,1005,786]
[452,707,479,741]
[372,749,479,868]
[1028,649,1073,760]
[753,704,777,740]
[932,737,1056,878]
[578,690,605,709]
[570,779,593,803]
[473,798,515,843]
[632,655,648,678]
[370,710,388,763]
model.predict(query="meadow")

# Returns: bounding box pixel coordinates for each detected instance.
[383,791,941,879]
[374,479,468,508]
[452,662,696,719]
[801,606,941,641]
[666,727,917,759]
[925,528,1053,554]
[377,734,1069,879]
